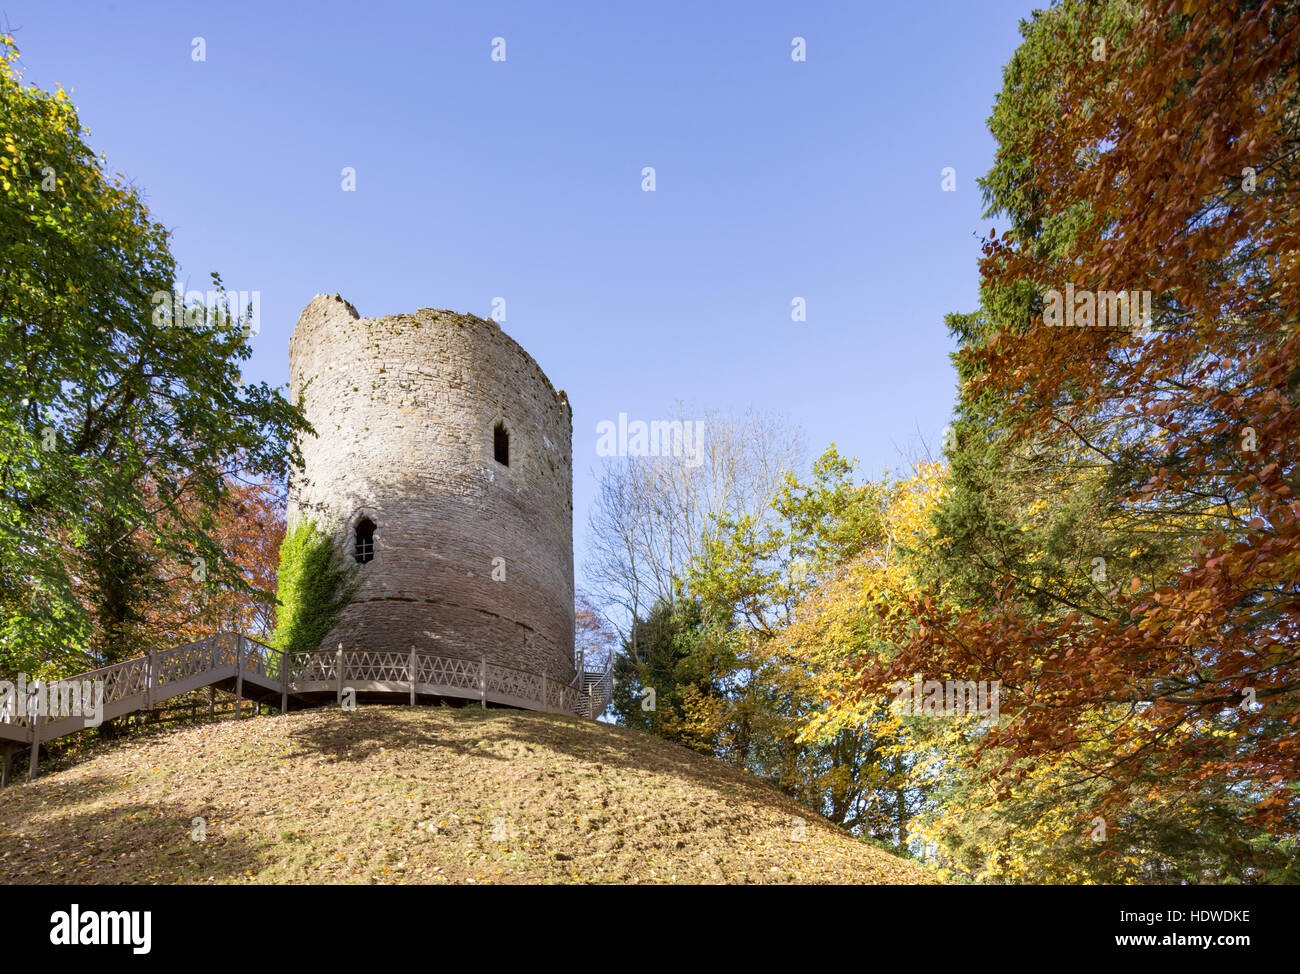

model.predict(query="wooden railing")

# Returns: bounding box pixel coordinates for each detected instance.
[287,646,606,718]
[579,659,614,720]
[2,633,609,783]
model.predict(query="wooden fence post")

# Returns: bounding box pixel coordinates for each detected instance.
[146,650,156,711]
[235,635,245,720]
[28,686,40,781]
[479,657,487,709]
[209,686,216,719]
[409,647,416,707]
[281,650,290,714]
[336,645,344,706]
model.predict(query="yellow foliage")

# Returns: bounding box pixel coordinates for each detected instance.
[778,461,946,746]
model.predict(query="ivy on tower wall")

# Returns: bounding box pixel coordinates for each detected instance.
[272,519,355,659]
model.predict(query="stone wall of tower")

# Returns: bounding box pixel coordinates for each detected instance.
[286,294,575,685]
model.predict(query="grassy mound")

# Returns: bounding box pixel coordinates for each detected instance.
[0,706,938,884]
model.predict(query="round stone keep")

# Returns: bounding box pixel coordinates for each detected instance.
[286,294,575,685]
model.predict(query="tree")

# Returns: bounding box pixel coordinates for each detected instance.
[687,450,952,843]
[136,475,287,646]
[913,705,1300,884]
[575,590,617,673]
[0,37,310,676]
[854,0,1300,869]
[611,597,716,746]
[586,404,804,640]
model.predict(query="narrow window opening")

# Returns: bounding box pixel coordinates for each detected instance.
[493,422,510,466]
[354,517,375,564]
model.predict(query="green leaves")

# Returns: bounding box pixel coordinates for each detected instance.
[271,519,354,658]
[0,37,310,671]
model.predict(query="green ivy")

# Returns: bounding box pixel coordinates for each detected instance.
[272,519,355,660]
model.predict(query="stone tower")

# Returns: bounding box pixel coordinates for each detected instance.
[286,294,575,685]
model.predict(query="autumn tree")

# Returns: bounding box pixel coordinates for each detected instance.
[610,596,728,751]
[686,451,952,843]
[136,475,287,647]
[591,404,804,756]
[856,0,1300,873]
[0,37,309,676]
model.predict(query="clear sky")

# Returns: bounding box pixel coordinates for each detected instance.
[6,0,1030,583]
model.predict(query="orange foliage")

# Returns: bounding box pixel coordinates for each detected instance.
[140,478,286,647]
[860,1,1300,823]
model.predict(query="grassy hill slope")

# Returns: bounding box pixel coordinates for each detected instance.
[0,706,938,884]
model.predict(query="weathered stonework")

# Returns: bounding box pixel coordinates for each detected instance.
[286,294,575,685]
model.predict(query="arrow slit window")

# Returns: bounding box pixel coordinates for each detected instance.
[494,422,510,466]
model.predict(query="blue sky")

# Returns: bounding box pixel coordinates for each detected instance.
[7,0,1031,582]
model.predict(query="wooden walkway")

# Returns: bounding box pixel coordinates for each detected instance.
[0,633,614,785]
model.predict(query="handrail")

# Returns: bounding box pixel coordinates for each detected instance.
[292,646,599,718]
[3,635,603,732]
[2,634,608,784]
